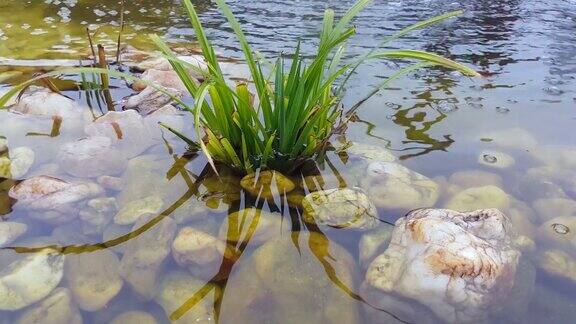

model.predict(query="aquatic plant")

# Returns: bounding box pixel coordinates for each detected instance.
[0,0,479,174]
[151,0,479,173]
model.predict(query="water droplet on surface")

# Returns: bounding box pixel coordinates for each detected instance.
[552,223,570,235]
[483,154,498,164]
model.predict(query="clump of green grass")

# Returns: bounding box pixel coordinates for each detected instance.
[152,0,479,173]
[0,0,479,175]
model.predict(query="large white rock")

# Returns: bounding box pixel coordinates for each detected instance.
[0,252,65,310]
[58,136,127,178]
[361,161,439,210]
[85,110,153,158]
[144,105,186,140]
[364,208,521,323]
[10,88,82,120]
[9,176,104,224]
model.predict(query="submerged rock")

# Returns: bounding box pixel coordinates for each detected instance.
[364,208,521,323]
[119,215,176,300]
[0,252,65,310]
[15,288,82,324]
[110,311,157,324]
[219,233,360,323]
[346,142,397,162]
[448,170,503,189]
[478,150,516,169]
[9,176,104,224]
[219,208,284,245]
[134,69,189,93]
[58,136,127,178]
[85,110,153,158]
[155,271,218,324]
[445,185,510,212]
[361,161,439,210]
[65,250,123,311]
[97,175,124,191]
[358,223,395,268]
[532,198,576,222]
[0,157,10,179]
[8,147,35,179]
[302,188,379,231]
[532,145,576,169]
[240,171,295,200]
[144,104,186,140]
[537,249,576,283]
[114,195,164,225]
[536,216,576,253]
[124,86,182,116]
[10,88,83,120]
[172,227,238,280]
[78,197,118,236]
[0,222,27,248]
[479,127,537,150]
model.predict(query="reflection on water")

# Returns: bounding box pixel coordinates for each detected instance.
[1,0,576,323]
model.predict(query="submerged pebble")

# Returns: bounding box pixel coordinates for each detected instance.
[66,250,123,311]
[302,188,379,231]
[445,185,510,212]
[240,170,295,200]
[15,288,82,324]
[172,227,238,280]
[361,161,439,210]
[0,252,65,311]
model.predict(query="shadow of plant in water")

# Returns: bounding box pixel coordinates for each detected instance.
[2,134,412,323]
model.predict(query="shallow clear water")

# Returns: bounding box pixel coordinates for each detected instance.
[1,0,576,323]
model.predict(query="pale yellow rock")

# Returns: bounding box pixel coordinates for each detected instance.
[346,142,397,162]
[111,311,157,324]
[532,198,576,222]
[219,208,284,245]
[302,188,379,231]
[155,271,218,324]
[119,216,176,300]
[15,288,82,324]
[240,170,295,200]
[0,252,65,310]
[65,250,123,311]
[362,161,439,210]
[536,216,576,253]
[172,227,238,280]
[219,233,360,324]
[537,249,576,283]
[114,195,164,225]
[445,185,510,212]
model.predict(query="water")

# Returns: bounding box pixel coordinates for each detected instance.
[1,0,576,323]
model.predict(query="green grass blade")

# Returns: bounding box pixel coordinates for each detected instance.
[367,49,480,76]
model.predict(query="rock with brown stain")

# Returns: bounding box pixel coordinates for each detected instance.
[364,208,521,323]
[8,176,104,224]
[85,110,153,158]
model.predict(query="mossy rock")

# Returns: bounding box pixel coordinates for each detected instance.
[240,171,295,200]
